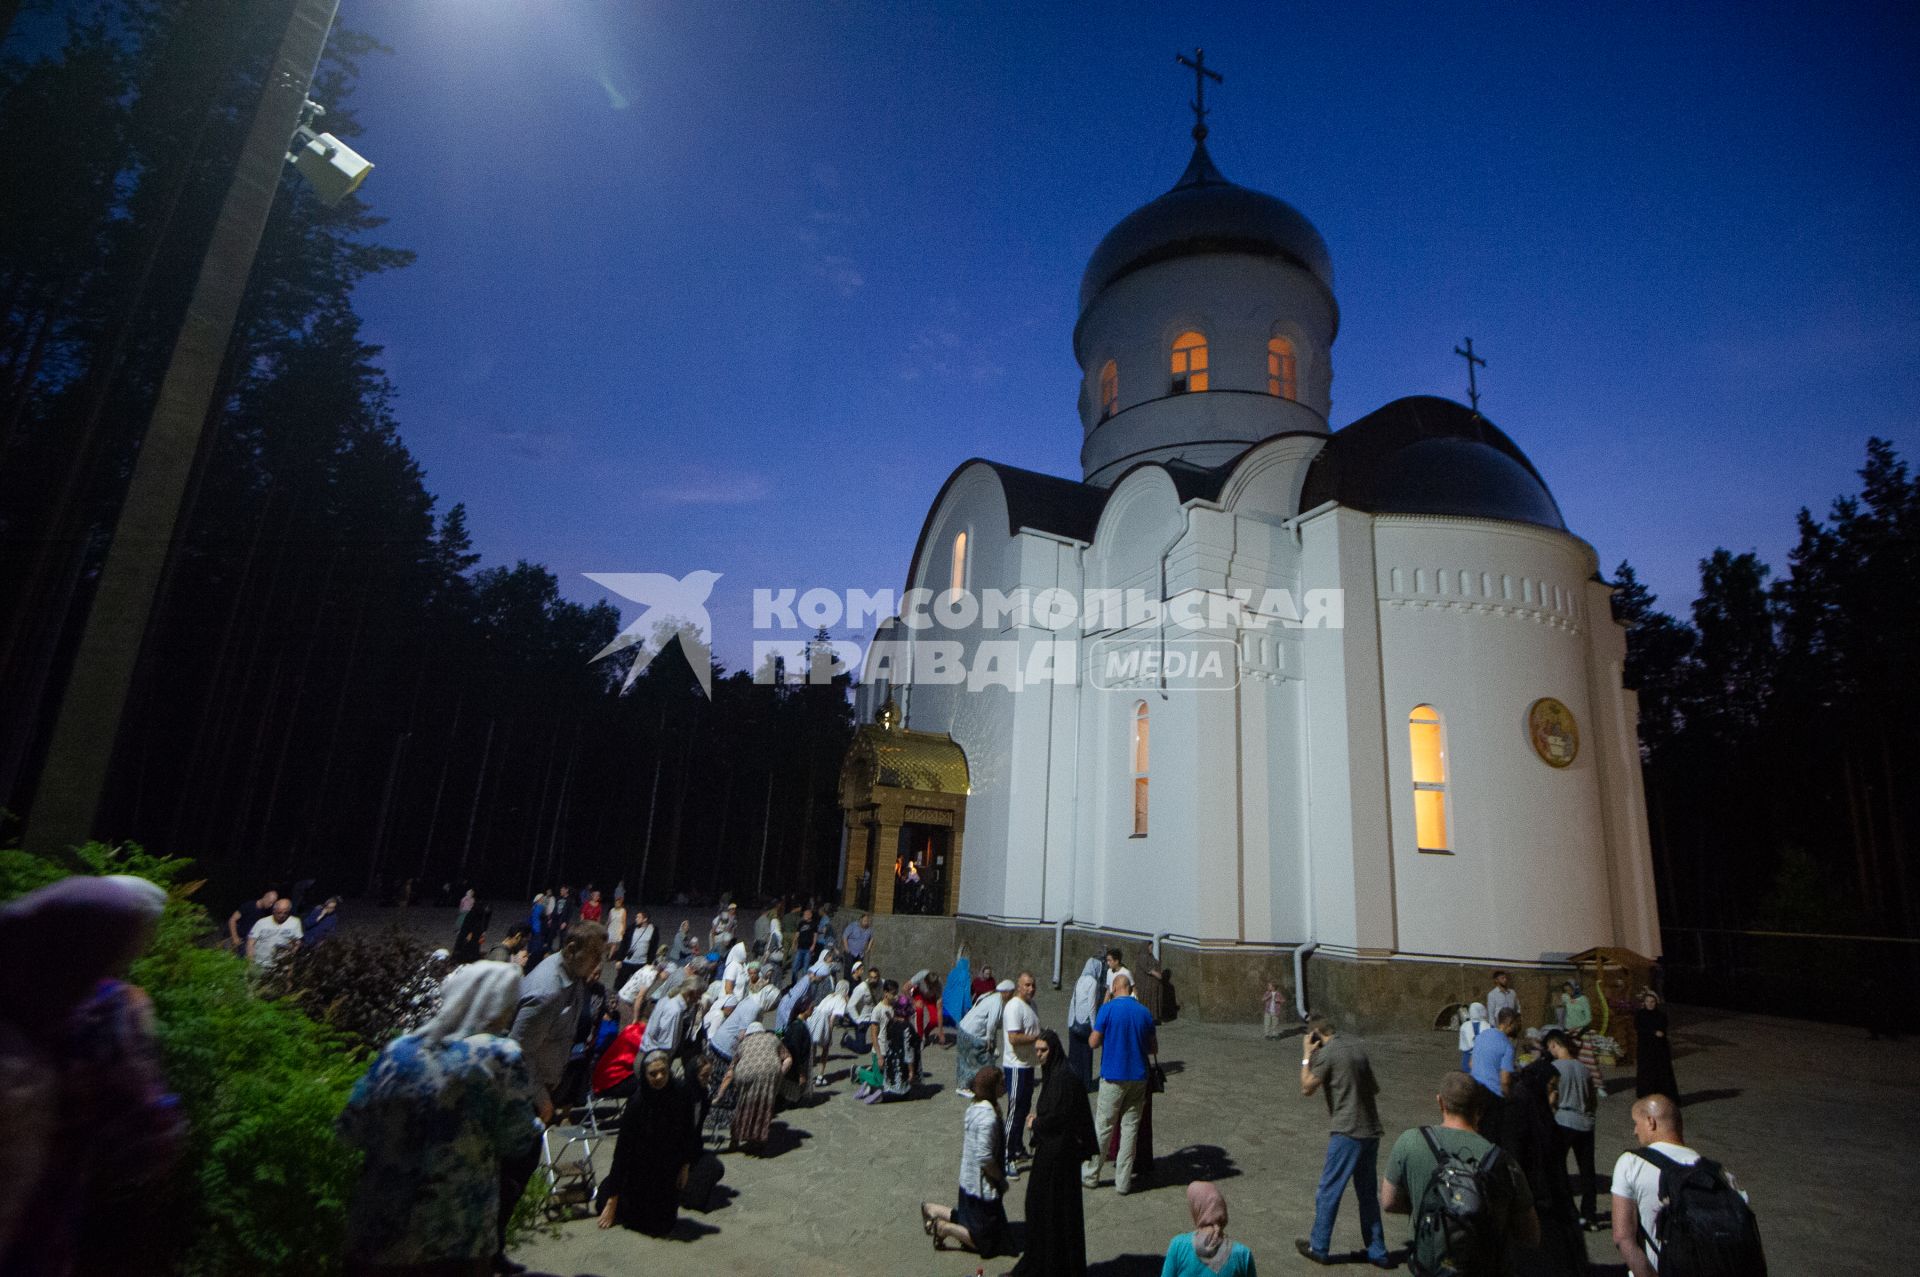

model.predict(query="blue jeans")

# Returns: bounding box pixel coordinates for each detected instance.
[1310,1133,1387,1260]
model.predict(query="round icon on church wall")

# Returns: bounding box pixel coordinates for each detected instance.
[1528,697,1579,768]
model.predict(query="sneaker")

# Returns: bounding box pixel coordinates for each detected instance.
[1295,1239,1333,1265]
[1005,1163,1020,1180]
[956,1088,974,1099]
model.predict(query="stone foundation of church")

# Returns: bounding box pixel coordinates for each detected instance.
[859,914,1580,1036]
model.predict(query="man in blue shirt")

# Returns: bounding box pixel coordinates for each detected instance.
[1470,1007,1519,1096]
[1081,972,1158,1195]
[1469,1006,1520,1138]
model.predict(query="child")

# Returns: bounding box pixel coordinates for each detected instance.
[1457,1000,1488,1070]
[1261,979,1283,1039]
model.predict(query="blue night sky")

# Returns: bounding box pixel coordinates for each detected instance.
[340,0,1919,670]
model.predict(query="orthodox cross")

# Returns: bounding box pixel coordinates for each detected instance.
[1454,337,1487,413]
[1177,48,1223,142]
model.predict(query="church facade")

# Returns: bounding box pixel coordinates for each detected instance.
[839,129,1660,1028]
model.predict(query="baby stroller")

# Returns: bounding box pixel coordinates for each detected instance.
[538,1120,603,1221]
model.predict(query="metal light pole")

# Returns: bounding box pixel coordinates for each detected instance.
[25,0,342,854]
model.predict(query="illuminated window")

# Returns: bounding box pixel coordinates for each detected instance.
[1170,330,1208,393]
[1099,359,1118,420]
[1267,336,1297,400]
[1130,700,1150,836]
[1409,704,1450,853]
[950,530,968,594]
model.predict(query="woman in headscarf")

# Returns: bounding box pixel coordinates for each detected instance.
[920,1065,1010,1257]
[337,960,540,1275]
[1011,1030,1096,1276]
[1160,1180,1254,1276]
[668,919,697,963]
[942,943,974,1038]
[1458,1000,1489,1071]
[1502,1057,1589,1276]
[779,1007,814,1106]
[1633,988,1680,1101]
[721,1022,790,1150]
[721,940,751,1000]
[1067,956,1105,1093]
[0,874,183,1277]
[596,1049,703,1237]
[806,978,850,1086]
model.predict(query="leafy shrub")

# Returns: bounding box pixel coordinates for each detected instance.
[281,928,443,1056]
[0,843,362,1275]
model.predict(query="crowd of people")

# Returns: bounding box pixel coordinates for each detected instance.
[1291,973,1761,1276]
[9,869,1764,1277]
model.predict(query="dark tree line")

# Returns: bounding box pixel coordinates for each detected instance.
[1615,439,1920,1014]
[0,2,852,905]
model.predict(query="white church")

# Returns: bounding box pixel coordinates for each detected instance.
[838,101,1661,1025]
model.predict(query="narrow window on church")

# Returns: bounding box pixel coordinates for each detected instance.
[1267,336,1297,399]
[950,530,968,595]
[1131,701,1150,836]
[1099,359,1119,420]
[1409,704,1450,853]
[1170,330,1208,393]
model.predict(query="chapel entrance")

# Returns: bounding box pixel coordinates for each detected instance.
[837,699,969,916]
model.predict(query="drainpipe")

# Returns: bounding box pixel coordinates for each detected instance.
[1051,916,1068,989]
[1152,931,1168,963]
[1293,940,1318,1022]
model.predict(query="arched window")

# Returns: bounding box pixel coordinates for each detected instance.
[1170,330,1208,393]
[1409,704,1450,852]
[1267,336,1298,400]
[1099,359,1118,420]
[950,530,968,595]
[1130,700,1150,836]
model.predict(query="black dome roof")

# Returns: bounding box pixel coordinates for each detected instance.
[1301,396,1566,532]
[1079,141,1335,315]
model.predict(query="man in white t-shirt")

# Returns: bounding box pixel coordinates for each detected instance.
[999,971,1041,1177]
[1486,969,1520,1023]
[1610,1094,1750,1275]
[246,898,303,969]
[1104,947,1133,995]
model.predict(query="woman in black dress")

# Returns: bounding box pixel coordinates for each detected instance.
[1502,1058,1589,1276]
[1633,989,1680,1102]
[597,1050,703,1237]
[1011,1030,1097,1277]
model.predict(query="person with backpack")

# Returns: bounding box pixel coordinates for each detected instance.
[1609,1095,1764,1276]
[1382,1071,1539,1276]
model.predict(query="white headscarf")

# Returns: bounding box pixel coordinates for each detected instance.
[420,960,522,1044]
[1069,956,1104,1029]
[1458,1001,1489,1051]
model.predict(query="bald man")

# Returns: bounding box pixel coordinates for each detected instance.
[1610,1095,1754,1276]
[1082,972,1158,1195]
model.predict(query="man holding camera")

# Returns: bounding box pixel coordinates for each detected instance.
[1296,1016,1391,1267]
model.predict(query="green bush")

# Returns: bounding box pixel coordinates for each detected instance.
[281,927,442,1057]
[0,843,362,1275]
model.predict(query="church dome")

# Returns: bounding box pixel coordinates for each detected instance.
[1300,395,1567,532]
[1078,141,1335,316]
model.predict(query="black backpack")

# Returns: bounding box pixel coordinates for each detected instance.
[1411,1127,1507,1277]
[1631,1148,1768,1277]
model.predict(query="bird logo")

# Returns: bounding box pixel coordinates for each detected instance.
[584,570,722,697]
